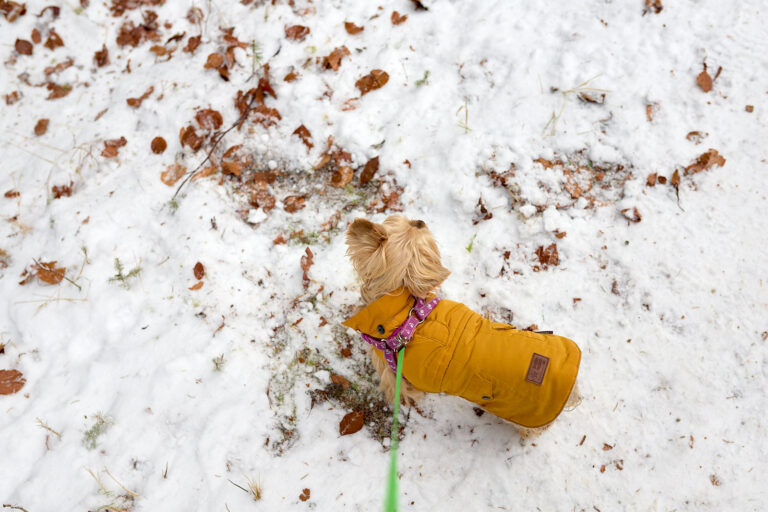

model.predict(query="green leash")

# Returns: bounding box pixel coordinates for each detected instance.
[384,349,405,512]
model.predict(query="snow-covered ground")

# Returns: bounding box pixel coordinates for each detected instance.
[1,0,767,510]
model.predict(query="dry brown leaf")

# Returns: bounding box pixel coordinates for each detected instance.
[204,53,224,69]
[1,2,26,22]
[5,91,21,105]
[645,0,663,14]
[331,166,354,188]
[151,136,167,154]
[344,21,364,34]
[646,173,657,186]
[44,29,64,50]
[184,35,201,53]
[34,260,66,284]
[300,247,314,273]
[284,195,306,213]
[535,244,559,267]
[221,161,242,177]
[94,44,109,67]
[697,70,712,93]
[44,57,74,75]
[34,119,49,136]
[252,190,275,211]
[0,369,26,395]
[126,85,154,108]
[360,156,380,184]
[189,281,203,290]
[355,70,389,95]
[684,148,725,175]
[391,11,408,24]
[284,70,298,82]
[285,25,310,41]
[620,207,642,223]
[161,163,186,186]
[52,183,72,198]
[293,125,313,149]
[15,38,33,55]
[5,190,20,198]
[339,410,364,435]
[193,262,205,280]
[331,374,350,389]
[179,125,203,151]
[196,108,223,130]
[320,45,350,71]
[299,489,310,502]
[101,136,127,158]
[31,28,41,43]
[46,82,71,100]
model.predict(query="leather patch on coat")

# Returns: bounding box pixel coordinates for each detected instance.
[525,353,549,385]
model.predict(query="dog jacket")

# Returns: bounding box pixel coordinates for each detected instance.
[343,288,581,428]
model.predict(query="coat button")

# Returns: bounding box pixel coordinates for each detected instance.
[482,396,490,400]
[377,325,385,334]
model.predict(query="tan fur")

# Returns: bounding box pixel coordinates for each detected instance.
[346,215,580,435]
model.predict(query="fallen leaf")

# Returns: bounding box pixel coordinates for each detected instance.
[360,156,379,184]
[285,25,310,41]
[31,28,41,43]
[284,70,298,82]
[697,70,712,93]
[34,260,66,284]
[34,119,49,136]
[331,374,350,389]
[36,5,60,18]
[620,207,642,223]
[658,176,667,184]
[101,136,127,158]
[1,2,26,22]
[535,244,559,267]
[161,163,186,186]
[344,21,364,34]
[0,369,26,395]
[644,0,663,14]
[473,197,493,224]
[46,82,71,100]
[301,247,314,273]
[186,7,203,24]
[52,183,72,198]
[646,173,657,187]
[555,231,566,239]
[391,11,407,25]
[179,125,203,151]
[603,443,614,451]
[204,53,224,69]
[356,70,389,95]
[299,488,310,502]
[126,85,154,108]
[684,148,725,175]
[5,91,21,105]
[193,262,205,280]
[44,29,64,50]
[331,166,354,188]
[149,45,167,57]
[15,39,33,55]
[44,57,74,75]
[196,108,223,130]
[320,45,350,71]
[94,45,109,67]
[151,136,167,154]
[293,125,313,149]
[221,161,242,177]
[189,281,203,290]
[339,410,364,435]
[284,195,306,213]
[710,474,721,486]
[5,190,20,198]
[184,35,201,53]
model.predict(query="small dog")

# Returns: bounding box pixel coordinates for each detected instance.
[343,215,581,433]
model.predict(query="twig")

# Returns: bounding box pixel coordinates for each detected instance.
[36,418,62,439]
[229,479,250,494]
[173,80,260,200]
[3,506,29,512]
[85,468,110,495]
[104,467,139,498]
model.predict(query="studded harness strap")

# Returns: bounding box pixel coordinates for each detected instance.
[359,296,441,372]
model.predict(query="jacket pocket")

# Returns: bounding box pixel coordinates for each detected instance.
[491,322,516,330]
[462,373,494,404]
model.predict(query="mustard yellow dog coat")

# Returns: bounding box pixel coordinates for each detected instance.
[343,289,581,428]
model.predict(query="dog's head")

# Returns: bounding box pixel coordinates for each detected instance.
[346,215,450,303]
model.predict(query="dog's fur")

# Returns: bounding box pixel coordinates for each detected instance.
[346,215,580,435]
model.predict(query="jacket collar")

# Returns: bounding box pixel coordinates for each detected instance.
[343,288,419,338]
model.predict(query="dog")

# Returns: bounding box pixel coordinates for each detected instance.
[343,215,581,434]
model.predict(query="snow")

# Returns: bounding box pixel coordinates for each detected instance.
[1,0,767,510]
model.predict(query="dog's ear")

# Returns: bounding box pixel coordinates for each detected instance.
[404,238,450,298]
[346,218,388,278]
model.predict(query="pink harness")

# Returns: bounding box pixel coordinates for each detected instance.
[359,296,441,372]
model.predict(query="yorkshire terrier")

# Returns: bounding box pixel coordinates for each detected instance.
[343,215,581,434]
